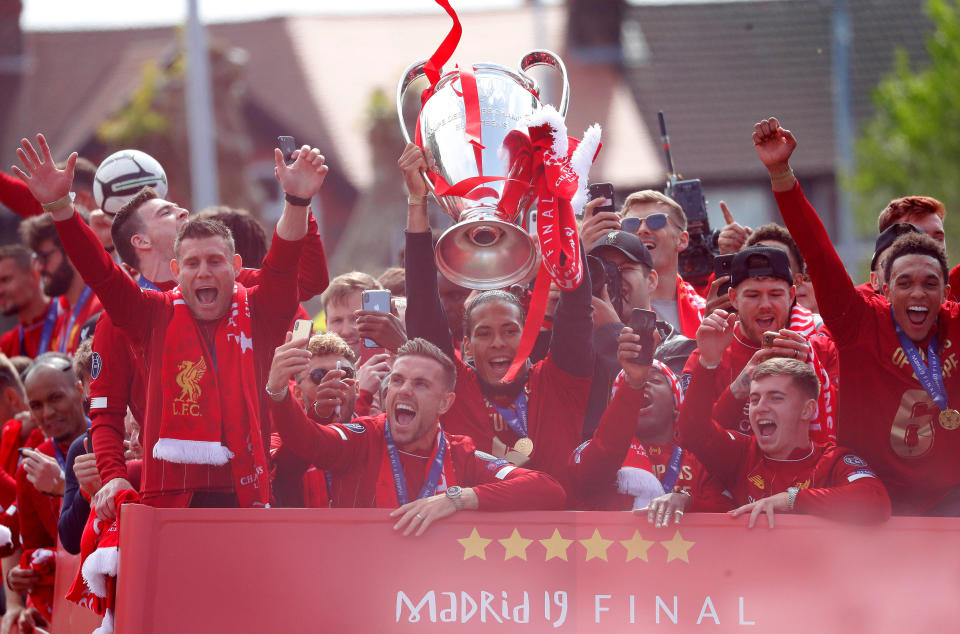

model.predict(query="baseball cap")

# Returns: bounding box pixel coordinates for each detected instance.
[871,222,922,271]
[588,230,655,270]
[730,246,793,287]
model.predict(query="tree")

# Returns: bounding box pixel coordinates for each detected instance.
[849,0,960,264]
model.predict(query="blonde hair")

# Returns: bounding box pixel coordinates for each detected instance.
[306,332,357,364]
[320,271,382,312]
[752,358,820,400]
[621,190,686,231]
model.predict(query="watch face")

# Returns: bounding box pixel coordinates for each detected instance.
[446,486,462,497]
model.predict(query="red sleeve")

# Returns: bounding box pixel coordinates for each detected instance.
[297,213,329,301]
[566,384,646,496]
[772,183,867,347]
[949,264,960,302]
[711,386,747,431]
[683,456,734,513]
[0,469,15,510]
[248,230,305,336]
[676,362,751,489]
[15,463,58,550]
[354,390,374,417]
[793,449,891,524]
[89,316,133,485]
[0,171,43,218]
[269,393,369,472]
[53,211,160,339]
[461,452,567,512]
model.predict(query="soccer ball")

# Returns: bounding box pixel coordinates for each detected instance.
[93,149,168,215]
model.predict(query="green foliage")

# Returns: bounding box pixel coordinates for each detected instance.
[849,0,960,264]
[97,62,170,145]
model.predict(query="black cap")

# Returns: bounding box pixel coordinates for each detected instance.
[871,222,922,270]
[731,246,793,287]
[588,230,654,270]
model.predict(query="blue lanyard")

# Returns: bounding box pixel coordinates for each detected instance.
[383,422,447,505]
[492,392,529,438]
[891,307,948,410]
[21,300,60,356]
[660,445,685,493]
[58,286,93,353]
[138,276,160,292]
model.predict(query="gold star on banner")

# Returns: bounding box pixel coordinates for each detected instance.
[539,529,573,562]
[458,528,492,560]
[660,530,695,563]
[579,529,614,562]
[620,530,654,562]
[498,529,533,561]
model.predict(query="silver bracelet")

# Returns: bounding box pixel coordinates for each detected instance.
[264,383,288,402]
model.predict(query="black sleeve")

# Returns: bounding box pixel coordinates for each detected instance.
[548,244,594,377]
[404,230,455,359]
[58,433,90,555]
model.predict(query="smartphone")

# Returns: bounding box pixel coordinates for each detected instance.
[292,318,314,346]
[629,308,657,365]
[762,331,779,349]
[278,136,298,166]
[587,182,616,216]
[714,254,735,297]
[361,289,391,348]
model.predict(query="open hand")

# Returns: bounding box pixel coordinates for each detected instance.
[730,491,790,528]
[12,134,77,207]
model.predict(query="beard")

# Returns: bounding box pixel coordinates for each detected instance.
[476,361,530,400]
[43,256,75,298]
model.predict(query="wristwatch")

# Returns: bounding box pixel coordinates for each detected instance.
[445,485,464,511]
[786,486,800,511]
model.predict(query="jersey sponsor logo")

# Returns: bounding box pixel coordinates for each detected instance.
[342,422,366,434]
[90,352,102,380]
[843,455,867,467]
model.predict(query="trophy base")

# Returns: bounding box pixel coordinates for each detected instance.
[435,214,539,291]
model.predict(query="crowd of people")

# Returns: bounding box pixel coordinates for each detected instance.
[0,113,953,630]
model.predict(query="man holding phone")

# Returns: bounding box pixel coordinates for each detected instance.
[680,247,837,444]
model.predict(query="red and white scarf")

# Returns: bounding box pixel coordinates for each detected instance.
[788,302,817,338]
[155,284,269,507]
[373,425,457,508]
[610,361,686,509]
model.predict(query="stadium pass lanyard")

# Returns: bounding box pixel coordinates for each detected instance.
[58,286,93,353]
[22,300,60,356]
[891,307,948,410]
[491,392,529,438]
[384,422,448,505]
[660,445,685,493]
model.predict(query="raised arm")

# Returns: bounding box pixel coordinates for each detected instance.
[549,244,594,376]
[399,144,456,359]
[752,118,865,345]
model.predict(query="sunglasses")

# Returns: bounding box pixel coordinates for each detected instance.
[308,366,355,385]
[621,213,669,234]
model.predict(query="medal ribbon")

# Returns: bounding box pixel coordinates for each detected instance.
[138,275,160,292]
[22,299,60,356]
[491,392,529,439]
[58,285,93,353]
[660,445,685,493]
[383,421,448,506]
[891,307,948,410]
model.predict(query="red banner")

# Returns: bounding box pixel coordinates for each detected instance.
[108,506,959,633]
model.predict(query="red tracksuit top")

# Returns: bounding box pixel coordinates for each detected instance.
[566,383,732,512]
[0,299,58,359]
[270,394,567,511]
[775,182,960,515]
[54,211,303,506]
[678,362,890,523]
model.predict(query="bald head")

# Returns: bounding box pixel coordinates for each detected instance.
[25,355,86,443]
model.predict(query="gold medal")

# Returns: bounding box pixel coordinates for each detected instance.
[939,409,960,430]
[513,437,534,457]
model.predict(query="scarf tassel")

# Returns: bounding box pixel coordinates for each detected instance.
[152,438,234,466]
[81,546,117,599]
[617,466,665,511]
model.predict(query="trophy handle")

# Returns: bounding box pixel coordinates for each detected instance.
[518,50,570,117]
[396,59,429,145]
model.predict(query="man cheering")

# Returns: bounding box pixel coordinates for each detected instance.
[12,133,327,508]
[267,337,566,534]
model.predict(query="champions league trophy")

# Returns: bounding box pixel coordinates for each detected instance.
[397,51,570,290]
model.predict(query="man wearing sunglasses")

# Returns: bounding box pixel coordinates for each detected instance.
[581,190,706,339]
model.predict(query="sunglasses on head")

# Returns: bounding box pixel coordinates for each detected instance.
[308,366,355,385]
[621,213,669,234]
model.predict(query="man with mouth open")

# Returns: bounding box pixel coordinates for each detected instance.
[13,133,326,509]
[679,321,890,528]
[398,144,594,482]
[680,246,838,443]
[754,116,960,516]
[267,337,566,533]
